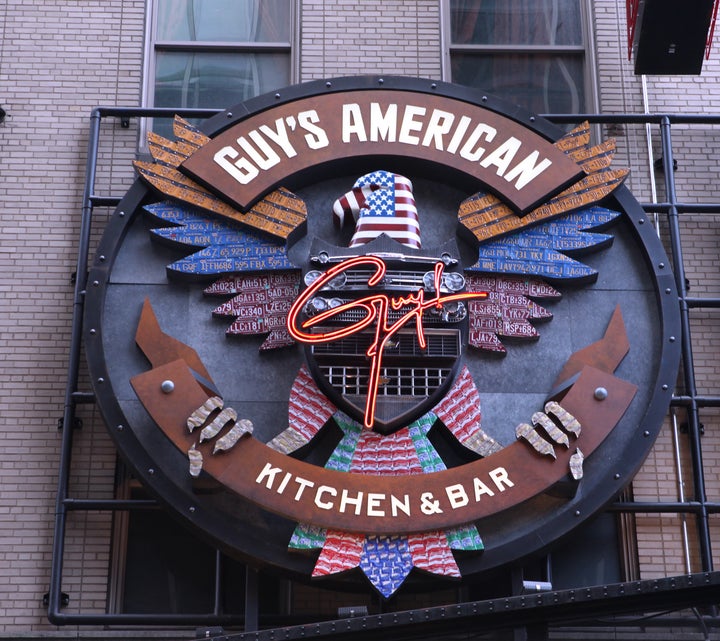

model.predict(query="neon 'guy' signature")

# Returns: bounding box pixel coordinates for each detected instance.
[287,255,488,429]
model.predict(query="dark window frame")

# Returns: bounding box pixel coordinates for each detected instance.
[442,0,598,113]
[141,0,296,140]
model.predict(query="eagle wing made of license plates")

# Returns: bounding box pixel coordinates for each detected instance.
[133,116,628,597]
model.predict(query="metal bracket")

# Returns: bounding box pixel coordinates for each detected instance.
[57,417,83,431]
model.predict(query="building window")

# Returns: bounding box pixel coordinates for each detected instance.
[145,0,294,137]
[445,0,590,113]
[109,468,284,616]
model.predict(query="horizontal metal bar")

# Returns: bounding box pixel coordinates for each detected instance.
[47,572,720,631]
[70,391,95,404]
[607,501,720,514]
[89,195,123,207]
[557,613,720,631]
[94,106,222,118]
[672,395,720,408]
[85,106,720,127]
[544,113,720,125]
[674,203,720,214]
[48,611,247,627]
[215,572,720,641]
[62,499,159,511]
[639,202,720,214]
[686,298,720,309]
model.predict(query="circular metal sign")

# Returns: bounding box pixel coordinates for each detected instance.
[85,76,680,595]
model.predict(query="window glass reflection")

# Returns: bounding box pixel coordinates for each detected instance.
[154,51,290,108]
[451,52,584,113]
[152,51,290,137]
[450,0,582,46]
[157,0,291,42]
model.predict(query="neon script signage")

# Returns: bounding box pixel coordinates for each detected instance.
[287,255,488,429]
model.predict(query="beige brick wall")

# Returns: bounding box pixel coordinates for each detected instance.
[592,0,720,583]
[0,0,143,633]
[0,0,718,637]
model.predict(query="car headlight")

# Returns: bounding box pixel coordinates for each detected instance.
[443,272,465,292]
[304,270,323,287]
[304,297,328,316]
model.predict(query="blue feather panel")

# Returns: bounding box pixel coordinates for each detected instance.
[360,535,414,598]
[144,201,296,277]
[466,206,622,282]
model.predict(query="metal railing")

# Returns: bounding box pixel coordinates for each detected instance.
[49,107,720,635]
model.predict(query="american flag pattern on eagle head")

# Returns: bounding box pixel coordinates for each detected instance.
[332,170,422,249]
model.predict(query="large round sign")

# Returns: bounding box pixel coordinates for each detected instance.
[84,76,680,596]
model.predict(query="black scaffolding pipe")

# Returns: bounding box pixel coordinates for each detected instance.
[48,106,230,627]
[48,106,103,624]
[49,108,720,632]
[205,572,720,641]
[659,115,714,574]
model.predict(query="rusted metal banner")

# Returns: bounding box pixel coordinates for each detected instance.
[131,360,635,535]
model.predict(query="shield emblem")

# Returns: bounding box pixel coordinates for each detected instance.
[293,170,472,435]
